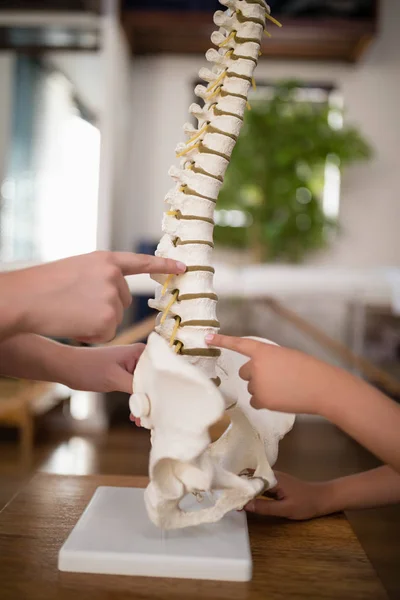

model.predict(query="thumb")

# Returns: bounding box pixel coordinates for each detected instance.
[113,366,134,394]
[245,498,289,518]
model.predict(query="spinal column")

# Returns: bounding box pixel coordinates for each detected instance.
[149,0,275,381]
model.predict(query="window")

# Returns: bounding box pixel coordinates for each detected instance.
[0,56,100,264]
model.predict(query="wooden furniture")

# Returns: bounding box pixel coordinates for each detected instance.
[0,378,68,471]
[0,472,388,600]
[106,315,156,347]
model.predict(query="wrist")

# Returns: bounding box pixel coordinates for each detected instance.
[0,273,25,338]
[51,344,83,388]
[37,341,81,388]
[0,271,33,338]
[316,479,347,516]
[298,354,342,418]
[310,362,350,422]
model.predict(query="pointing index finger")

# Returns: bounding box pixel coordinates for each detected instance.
[112,253,186,276]
[205,333,262,358]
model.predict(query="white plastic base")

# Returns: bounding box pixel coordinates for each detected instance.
[58,487,252,582]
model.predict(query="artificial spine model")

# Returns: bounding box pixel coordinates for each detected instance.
[130,0,294,531]
[149,0,280,383]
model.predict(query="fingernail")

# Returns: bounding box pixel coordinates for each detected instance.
[245,501,255,513]
[176,261,187,273]
[205,334,215,344]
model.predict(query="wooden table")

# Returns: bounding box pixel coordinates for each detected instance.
[0,474,388,600]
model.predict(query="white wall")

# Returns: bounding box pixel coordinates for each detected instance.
[0,53,14,193]
[46,52,104,119]
[102,20,134,254]
[126,57,195,252]
[125,0,400,267]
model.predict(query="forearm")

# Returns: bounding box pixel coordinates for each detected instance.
[319,466,400,514]
[0,272,26,341]
[321,368,400,473]
[0,333,73,384]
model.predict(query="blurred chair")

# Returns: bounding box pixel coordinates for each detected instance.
[0,378,69,471]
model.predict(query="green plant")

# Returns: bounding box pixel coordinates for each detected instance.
[215,80,372,263]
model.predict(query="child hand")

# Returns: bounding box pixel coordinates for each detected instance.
[62,343,146,394]
[130,414,142,428]
[245,472,330,520]
[206,334,335,416]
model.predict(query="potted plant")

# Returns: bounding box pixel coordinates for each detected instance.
[215,80,372,263]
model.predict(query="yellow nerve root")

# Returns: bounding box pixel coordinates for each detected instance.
[169,317,181,347]
[174,341,183,354]
[161,274,174,296]
[176,142,201,158]
[187,123,209,145]
[252,77,257,91]
[161,290,179,324]
[247,101,252,111]
[207,85,223,101]
[266,13,282,27]
[208,69,227,93]
[264,30,272,38]
[219,30,236,47]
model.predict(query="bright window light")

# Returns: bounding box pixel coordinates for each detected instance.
[43,436,94,475]
[0,68,100,263]
[323,156,341,220]
[36,112,100,262]
[70,391,97,421]
[215,209,252,227]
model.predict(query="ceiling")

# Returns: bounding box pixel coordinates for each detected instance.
[121,0,378,62]
[0,0,378,60]
[122,0,375,18]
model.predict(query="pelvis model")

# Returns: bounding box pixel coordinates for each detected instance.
[129,0,295,530]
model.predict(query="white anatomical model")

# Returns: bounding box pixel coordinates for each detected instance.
[131,334,294,529]
[130,0,295,529]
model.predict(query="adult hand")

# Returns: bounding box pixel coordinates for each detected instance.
[3,251,186,343]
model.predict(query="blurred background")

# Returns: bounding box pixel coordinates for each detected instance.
[0,1,399,593]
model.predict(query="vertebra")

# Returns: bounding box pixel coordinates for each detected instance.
[130,0,292,532]
[151,0,273,381]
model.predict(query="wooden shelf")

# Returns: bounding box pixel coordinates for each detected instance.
[122,10,378,63]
